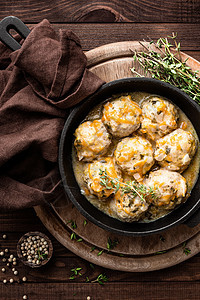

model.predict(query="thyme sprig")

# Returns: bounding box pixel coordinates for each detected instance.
[131,33,200,103]
[99,169,158,202]
[91,273,109,285]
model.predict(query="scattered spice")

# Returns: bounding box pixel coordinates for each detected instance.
[19,235,49,265]
[84,220,87,226]
[22,277,27,282]
[131,33,200,104]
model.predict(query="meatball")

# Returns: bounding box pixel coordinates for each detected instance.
[143,169,187,209]
[114,136,154,180]
[140,96,179,141]
[102,95,142,138]
[110,189,149,222]
[154,129,197,172]
[74,119,111,161]
[84,157,122,199]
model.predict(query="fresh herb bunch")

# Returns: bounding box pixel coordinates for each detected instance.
[99,169,158,202]
[131,33,200,103]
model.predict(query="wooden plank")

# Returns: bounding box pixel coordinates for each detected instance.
[24,23,200,51]
[0,1,200,23]
[2,255,198,283]
[0,282,199,300]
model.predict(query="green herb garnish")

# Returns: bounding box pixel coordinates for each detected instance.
[86,276,90,282]
[37,249,48,261]
[91,273,108,285]
[69,267,82,279]
[131,33,200,104]
[107,237,119,251]
[97,249,104,256]
[182,242,191,255]
[70,232,77,240]
[99,169,158,203]
[154,250,167,255]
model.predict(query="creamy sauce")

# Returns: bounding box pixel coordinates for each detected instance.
[72,92,200,222]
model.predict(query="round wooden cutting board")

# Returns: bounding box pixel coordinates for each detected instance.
[35,41,200,272]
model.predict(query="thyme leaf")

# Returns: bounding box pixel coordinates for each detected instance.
[131,34,200,104]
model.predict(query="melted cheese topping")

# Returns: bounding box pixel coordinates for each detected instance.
[114,136,154,178]
[140,97,178,141]
[102,95,142,137]
[143,169,187,209]
[74,119,111,161]
[155,128,197,172]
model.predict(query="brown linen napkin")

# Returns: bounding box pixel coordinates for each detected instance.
[0,19,104,210]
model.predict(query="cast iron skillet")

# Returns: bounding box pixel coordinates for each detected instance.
[1,16,200,236]
[59,78,200,236]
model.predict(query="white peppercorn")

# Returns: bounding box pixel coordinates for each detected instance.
[22,276,27,282]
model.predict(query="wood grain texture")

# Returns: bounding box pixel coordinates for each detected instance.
[0,282,200,300]
[0,0,200,23]
[26,23,200,52]
[0,0,200,297]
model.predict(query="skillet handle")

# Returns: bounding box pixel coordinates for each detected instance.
[0,16,30,51]
[184,208,200,228]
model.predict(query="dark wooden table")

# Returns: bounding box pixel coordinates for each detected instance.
[0,1,200,299]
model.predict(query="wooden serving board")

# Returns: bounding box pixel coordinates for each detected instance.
[35,41,200,271]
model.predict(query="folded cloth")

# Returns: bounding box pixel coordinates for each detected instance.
[0,19,104,210]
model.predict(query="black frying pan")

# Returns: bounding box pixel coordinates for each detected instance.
[59,78,200,236]
[1,16,200,236]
